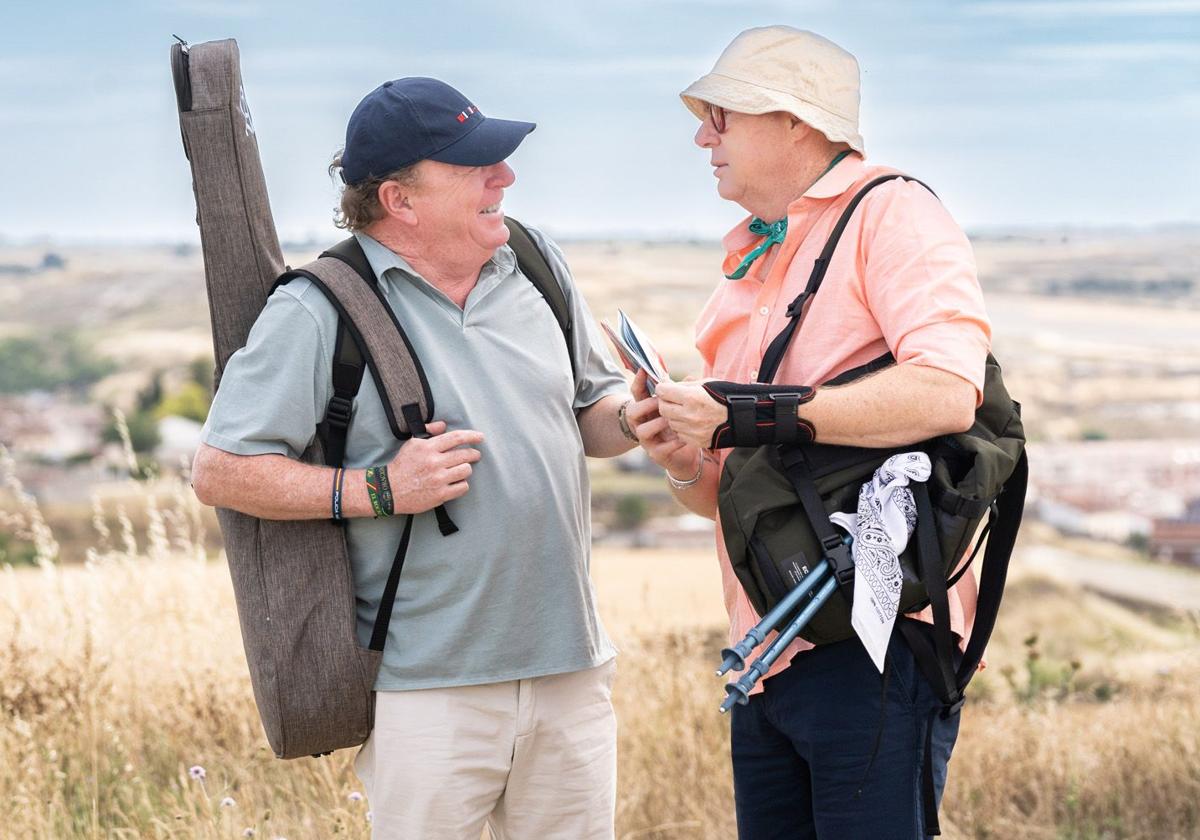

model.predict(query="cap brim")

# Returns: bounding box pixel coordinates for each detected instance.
[427,116,536,167]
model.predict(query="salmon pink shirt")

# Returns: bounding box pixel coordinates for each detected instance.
[695,153,991,690]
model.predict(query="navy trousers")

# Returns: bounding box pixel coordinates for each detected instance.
[730,622,960,840]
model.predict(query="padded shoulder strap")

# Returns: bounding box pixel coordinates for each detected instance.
[277,247,434,442]
[503,217,575,373]
[321,236,377,288]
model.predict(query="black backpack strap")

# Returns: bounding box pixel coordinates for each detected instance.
[313,237,376,470]
[503,217,575,373]
[777,449,856,590]
[956,450,1026,684]
[318,319,365,468]
[758,175,936,384]
[898,450,1027,835]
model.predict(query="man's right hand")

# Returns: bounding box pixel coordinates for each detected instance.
[387,420,484,514]
[625,370,702,480]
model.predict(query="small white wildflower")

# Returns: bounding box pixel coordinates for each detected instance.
[366,811,373,823]
[221,796,236,808]
[242,830,255,838]
[348,791,364,802]
[188,765,206,781]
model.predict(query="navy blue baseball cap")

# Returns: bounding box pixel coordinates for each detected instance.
[340,77,536,185]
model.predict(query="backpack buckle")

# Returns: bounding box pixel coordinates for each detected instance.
[785,292,811,318]
[941,693,966,718]
[822,535,855,585]
[324,395,353,429]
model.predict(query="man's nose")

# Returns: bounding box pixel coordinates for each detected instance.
[488,161,516,187]
[694,119,718,149]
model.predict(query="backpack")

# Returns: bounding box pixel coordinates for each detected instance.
[170,37,571,759]
[716,175,1028,834]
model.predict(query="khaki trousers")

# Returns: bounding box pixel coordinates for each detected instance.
[353,659,617,840]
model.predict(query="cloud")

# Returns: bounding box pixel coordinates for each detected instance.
[967,0,1200,18]
[143,0,268,19]
[1013,41,1200,62]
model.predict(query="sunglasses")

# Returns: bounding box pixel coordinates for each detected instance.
[707,103,728,134]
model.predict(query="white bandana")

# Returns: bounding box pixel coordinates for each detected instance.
[830,452,931,673]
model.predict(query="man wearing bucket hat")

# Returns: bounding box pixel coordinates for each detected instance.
[625,26,991,838]
[193,77,634,838]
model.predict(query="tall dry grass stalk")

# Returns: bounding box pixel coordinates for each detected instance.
[1,460,1199,838]
[0,444,60,567]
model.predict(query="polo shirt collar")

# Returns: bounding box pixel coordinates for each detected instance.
[352,232,516,286]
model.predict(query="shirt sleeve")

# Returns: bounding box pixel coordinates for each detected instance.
[200,283,334,459]
[859,179,992,405]
[523,226,630,410]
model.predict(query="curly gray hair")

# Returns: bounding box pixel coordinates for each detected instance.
[328,151,420,232]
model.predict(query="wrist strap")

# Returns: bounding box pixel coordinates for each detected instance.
[702,381,816,448]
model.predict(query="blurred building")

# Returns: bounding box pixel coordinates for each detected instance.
[1150,498,1200,567]
[1027,439,1200,546]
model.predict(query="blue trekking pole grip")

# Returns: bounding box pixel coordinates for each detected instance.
[719,575,840,714]
[716,560,832,676]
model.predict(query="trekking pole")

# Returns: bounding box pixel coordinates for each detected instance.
[716,560,832,676]
[719,575,839,713]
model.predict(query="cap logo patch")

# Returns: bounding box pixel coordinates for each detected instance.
[456,105,478,123]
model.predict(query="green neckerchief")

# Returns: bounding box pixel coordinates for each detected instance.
[724,150,854,280]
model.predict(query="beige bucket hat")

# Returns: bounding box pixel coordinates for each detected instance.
[680,25,865,155]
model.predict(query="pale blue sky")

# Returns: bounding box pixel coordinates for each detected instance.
[2,0,1198,242]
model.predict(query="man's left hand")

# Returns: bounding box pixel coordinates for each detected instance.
[655,379,725,450]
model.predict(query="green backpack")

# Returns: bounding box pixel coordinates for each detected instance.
[718,174,1028,719]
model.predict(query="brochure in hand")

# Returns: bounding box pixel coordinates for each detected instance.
[601,309,670,395]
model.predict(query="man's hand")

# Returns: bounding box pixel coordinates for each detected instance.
[625,370,702,479]
[387,420,484,514]
[655,379,726,450]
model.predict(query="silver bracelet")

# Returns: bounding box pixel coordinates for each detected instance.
[666,454,704,489]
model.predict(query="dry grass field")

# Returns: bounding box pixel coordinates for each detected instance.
[3,466,1200,840]
[2,231,1198,836]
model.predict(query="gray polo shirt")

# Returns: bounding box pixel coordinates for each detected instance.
[202,226,626,690]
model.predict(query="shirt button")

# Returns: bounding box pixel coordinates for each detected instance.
[750,369,758,379]
[759,306,770,316]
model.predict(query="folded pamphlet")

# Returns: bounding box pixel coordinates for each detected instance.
[601,309,670,395]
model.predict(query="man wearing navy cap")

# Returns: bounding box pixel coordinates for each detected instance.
[193,78,635,838]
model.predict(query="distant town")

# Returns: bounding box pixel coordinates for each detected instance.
[1,227,1198,565]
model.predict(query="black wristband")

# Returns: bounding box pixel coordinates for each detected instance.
[331,467,346,521]
[702,381,816,448]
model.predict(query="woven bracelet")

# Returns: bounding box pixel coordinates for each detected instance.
[365,466,387,518]
[375,464,394,517]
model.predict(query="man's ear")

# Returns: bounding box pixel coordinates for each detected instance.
[377,179,418,226]
[786,114,814,145]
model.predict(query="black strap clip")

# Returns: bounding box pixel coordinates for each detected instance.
[941,693,966,719]
[822,535,855,586]
[727,395,758,446]
[785,293,810,319]
[324,394,353,430]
